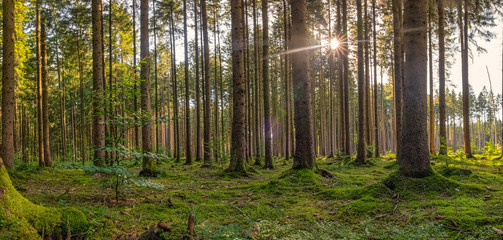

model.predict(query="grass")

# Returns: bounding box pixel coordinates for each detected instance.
[4,153,503,239]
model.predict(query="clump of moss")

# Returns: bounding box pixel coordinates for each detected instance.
[437,167,473,177]
[0,166,89,239]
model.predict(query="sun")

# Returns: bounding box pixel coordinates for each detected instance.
[330,38,340,50]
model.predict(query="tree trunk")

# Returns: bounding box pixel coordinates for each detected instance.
[290,0,314,170]
[400,0,431,177]
[355,0,366,164]
[262,0,273,169]
[36,0,45,169]
[201,0,213,167]
[1,0,16,169]
[227,0,247,173]
[428,6,435,155]
[184,0,192,164]
[92,0,106,166]
[195,0,201,161]
[140,0,154,175]
[372,0,379,158]
[342,0,350,155]
[392,0,403,158]
[438,0,447,155]
[460,0,472,157]
[283,0,290,160]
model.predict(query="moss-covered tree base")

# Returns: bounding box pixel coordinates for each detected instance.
[0,166,89,239]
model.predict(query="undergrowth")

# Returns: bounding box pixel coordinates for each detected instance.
[4,153,503,239]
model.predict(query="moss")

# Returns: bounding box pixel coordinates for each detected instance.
[0,165,89,239]
[437,166,473,177]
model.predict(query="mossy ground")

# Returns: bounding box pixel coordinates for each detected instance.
[4,153,503,239]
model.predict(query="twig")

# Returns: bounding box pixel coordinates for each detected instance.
[232,206,248,218]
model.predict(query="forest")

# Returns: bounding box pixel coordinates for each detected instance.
[1,0,503,239]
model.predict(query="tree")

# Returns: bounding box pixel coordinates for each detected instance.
[460,0,473,158]
[227,0,247,174]
[36,0,44,169]
[290,0,314,170]
[392,0,403,158]
[1,0,16,169]
[438,0,447,155]
[201,0,212,168]
[399,0,431,177]
[41,20,53,167]
[263,0,273,169]
[184,0,192,165]
[92,0,106,166]
[355,0,366,165]
[194,0,201,161]
[140,0,154,175]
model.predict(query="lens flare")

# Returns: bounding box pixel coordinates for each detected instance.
[330,38,340,50]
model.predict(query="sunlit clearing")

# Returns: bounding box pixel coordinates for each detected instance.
[330,38,340,50]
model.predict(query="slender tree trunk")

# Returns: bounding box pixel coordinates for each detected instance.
[195,0,201,161]
[133,0,139,148]
[140,0,154,175]
[184,0,192,164]
[428,7,436,155]
[41,21,52,166]
[438,0,447,155]
[253,0,261,164]
[1,0,16,169]
[36,0,44,169]
[228,0,247,173]
[290,0,314,170]
[372,0,379,157]
[392,0,403,158]
[92,0,106,166]
[342,0,350,155]
[460,0,472,157]
[400,0,431,177]
[262,0,273,169]
[56,36,67,161]
[154,0,159,153]
[201,0,213,167]
[283,0,290,160]
[356,0,366,164]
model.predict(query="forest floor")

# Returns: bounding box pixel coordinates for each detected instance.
[6,152,503,239]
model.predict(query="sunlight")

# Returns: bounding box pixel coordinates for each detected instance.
[330,38,340,50]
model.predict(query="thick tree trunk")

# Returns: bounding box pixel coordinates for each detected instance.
[92,0,106,166]
[283,0,290,160]
[290,0,315,170]
[342,0,350,155]
[400,0,431,177]
[1,0,16,169]
[227,0,247,173]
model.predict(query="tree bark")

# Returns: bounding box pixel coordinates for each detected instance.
[400,0,431,177]
[201,0,213,167]
[1,0,16,169]
[184,0,192,165]
[460,0,473,157]
[41,21,52,167]
[262,0,273,169]
[290,0,314,170]
[227,0,247,173]
[392,0,403,158]
[92,0,106,166]
[140,0,154,174]
[356,0,366,164]
[438,0,447,155]
[195,0,201,161]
